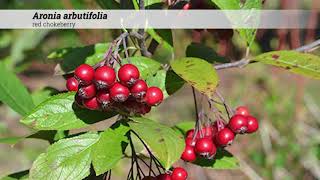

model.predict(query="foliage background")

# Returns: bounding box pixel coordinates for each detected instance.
[0,0,320,179]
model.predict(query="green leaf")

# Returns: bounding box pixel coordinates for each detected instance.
[243,0,262,9]
[171,58,219,97]
[193,149,239,169]
[211,0,240,9]
[186,43,228,63]
[95,0,120,9]
[0,62,34,115]
[29,133,99,180]
[32,87,59,106]
[147,29,174,51]
[0,130,67,145]
[172,121,195,136]
[146,70,169,98]
[165,70,185,95]
[48,43,110,74]
[238,0,262,47]
[129,117,185,169]
[21,92,117,130]
[92,121,130,175]
[211,0,262,48]
[253,51,320,79]
[1,170,29,180]
[115,56,162,79]
[144,0,163,7]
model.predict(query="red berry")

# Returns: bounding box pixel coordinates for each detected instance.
[78,84,96,99]
[235,106,250,116]
[195,137,214,154]
[96,90,112,110]
[130,79,148,99]
[229,114,248,134]
[201,126,214,137]
[156,174,172,180]
[216,128,235,146]
[171,167,188,180]
[181,145,197,162]
[94,66,116,89]
[66,77,79,91]
[118,64,140,86]
[186,129,201,139]
[246,116,259,133]
[186,129,195,138]
[74,64,94,85]
[145,87,164,106]
[182,3,191,10]
[83,97,99,110]
[208,144,217,157]
[211,126,218,141]
[185,137,196,147]
[110,83,130,102]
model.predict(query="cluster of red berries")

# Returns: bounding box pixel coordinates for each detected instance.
[142,167,188,180]
[181,106,259,162]
[66,63,164,114]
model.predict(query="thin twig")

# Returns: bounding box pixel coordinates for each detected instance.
[131,130,165,171]
[102,171,108,180]
[136,156,157,176]
[295,39,320,52]
[103,45,114,66]
[93,31,149,69]
[215,90,233,118]
[123,36,130,61]
[107,171,112,180]
[137,0,152,57]
[192,87,202,140]
[192,87,199,121]
[214,59,250,70]
[214,39,320,70]
[148,39,159,55]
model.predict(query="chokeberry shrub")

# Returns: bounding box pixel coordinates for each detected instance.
[1,0,320,180]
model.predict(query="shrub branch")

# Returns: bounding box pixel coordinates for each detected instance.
[214,39,320,70]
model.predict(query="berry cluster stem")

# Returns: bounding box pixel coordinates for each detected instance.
[95,31,151,70]
[127,130,166,180]
[215,90,234,118]
[130,130,165,171]
[102,171,112,180]
[128,133,144,180]
[137,0,152,57]
[192,87,202,140]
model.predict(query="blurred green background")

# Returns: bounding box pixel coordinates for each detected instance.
[0,0,320,179]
